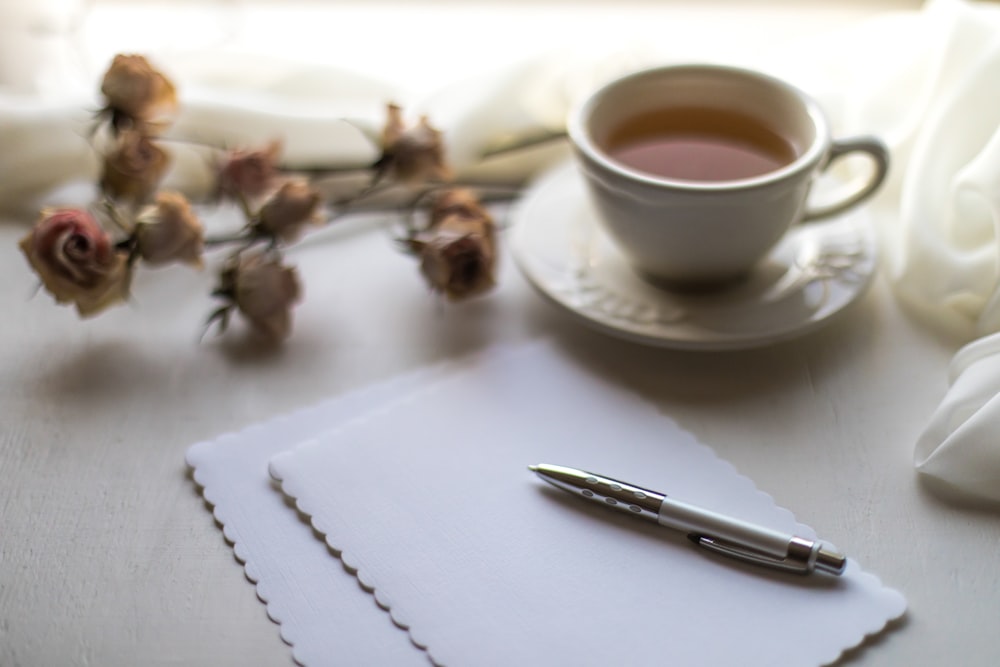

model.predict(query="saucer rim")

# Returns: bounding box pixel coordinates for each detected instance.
[509,161,878,351]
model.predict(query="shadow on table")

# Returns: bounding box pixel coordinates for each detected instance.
[536,283,879,406]
[916,474,1000,515]
[32,338,174,400]
[831,615,910,666]
[207,327,300,365]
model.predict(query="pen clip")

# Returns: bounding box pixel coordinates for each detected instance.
[689,534,815,575]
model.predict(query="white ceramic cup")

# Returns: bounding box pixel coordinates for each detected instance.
[568,64,889,286]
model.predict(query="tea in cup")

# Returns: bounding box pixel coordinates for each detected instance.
[568,65,889,286]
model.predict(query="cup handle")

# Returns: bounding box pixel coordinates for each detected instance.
[801,137,890,222]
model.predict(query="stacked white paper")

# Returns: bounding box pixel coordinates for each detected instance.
[189,341,905,666]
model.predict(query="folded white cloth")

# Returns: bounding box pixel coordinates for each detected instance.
[0,53,406,207]
[915,332,1000,503]
[5,0,1000,504]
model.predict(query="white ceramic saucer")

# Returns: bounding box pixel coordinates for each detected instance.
[510,162,877,350]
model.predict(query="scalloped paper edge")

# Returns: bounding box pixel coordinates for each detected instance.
[184,356,472,666]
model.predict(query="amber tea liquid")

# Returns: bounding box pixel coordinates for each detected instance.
[605,107,796,182]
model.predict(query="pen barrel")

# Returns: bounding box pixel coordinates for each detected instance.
[657,497,792,557]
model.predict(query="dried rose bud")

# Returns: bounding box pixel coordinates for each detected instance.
[378,103,452,186]
[100,130,170,206]
[408,189,496,301]
[100,54,178,132]
[428,188,492,225]
[19,208,131,317]
[254,179,322,243]
[216,141,282,201]
[134,192,205,267]
[216,252,302,340]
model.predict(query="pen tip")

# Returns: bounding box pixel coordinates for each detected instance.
[527,465,539,472]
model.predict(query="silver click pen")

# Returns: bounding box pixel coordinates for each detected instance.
[529,463,846,576]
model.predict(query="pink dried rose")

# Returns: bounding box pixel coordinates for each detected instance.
[216,140,282,201]
[214,252,302,340]
[407,189,497,301]
[100,54,178,132]
[378,103,452,185]
[100,129,170,205]
[254,179,322,243]
[134,192,205,267]
[19,208,131,317]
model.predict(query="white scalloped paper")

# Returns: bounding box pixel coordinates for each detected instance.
[185,365,453,667]
[271,341,906,667]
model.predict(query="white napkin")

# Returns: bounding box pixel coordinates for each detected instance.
[0,54,406,207]
[915,332,1000,503]
[270,341,906,667]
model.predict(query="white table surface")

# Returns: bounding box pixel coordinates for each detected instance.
[5,2,1000,667]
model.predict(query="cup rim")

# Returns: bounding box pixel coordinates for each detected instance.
[567,63,830,192]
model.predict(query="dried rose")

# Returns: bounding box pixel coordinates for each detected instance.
[427,187,493,223]
[377,103,452,186]
[254,179,322,243]
[134,192,204,267]
[100,54,178,132]
[216,141,282,201]
[215,252,302,340]
[100,130,170,206]
[408,189,496,301]
[19,208,131,317]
